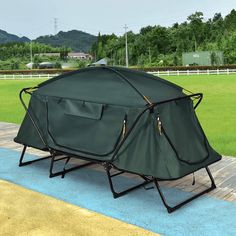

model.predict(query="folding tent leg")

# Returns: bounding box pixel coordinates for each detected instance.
[104,163,153,198]
[154,166,216,213]
[19,145,52,167]
[49,152,94,178]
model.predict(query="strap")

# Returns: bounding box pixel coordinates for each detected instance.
[192,172,195,185]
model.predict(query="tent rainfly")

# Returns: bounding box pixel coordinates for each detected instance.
[15,66,221,213]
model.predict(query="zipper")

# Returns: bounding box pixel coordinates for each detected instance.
[157,115,162,135]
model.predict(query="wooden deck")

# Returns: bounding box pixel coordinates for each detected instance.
[0,121,236,202]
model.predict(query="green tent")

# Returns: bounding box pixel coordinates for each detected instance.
[15,66,221,213]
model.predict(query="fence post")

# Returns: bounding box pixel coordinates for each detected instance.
[48,74,50,79]
[217,69,219,75]
[207,69,210,75]
[227,69,229,75]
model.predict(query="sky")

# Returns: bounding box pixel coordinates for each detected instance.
[0,0,235,39]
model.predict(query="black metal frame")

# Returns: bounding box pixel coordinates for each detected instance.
[17,80,217,213]
[19,145,95,178]
[19,145,51,167]
[19,146,216,213]
[18,144,216,213]
[104,163,153,198]
[154,167,216,213]
[18,145,154,199]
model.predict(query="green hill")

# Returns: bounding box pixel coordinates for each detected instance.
[35,30,97,52]
[0,29,30,44]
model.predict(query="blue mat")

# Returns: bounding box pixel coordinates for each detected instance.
[0,147,236,236]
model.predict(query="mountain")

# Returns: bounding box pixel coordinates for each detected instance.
[35,30,97,52]
[0,29,30,44]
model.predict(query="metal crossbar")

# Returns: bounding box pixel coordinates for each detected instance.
[104,163,153,198]
[154,167,216,213]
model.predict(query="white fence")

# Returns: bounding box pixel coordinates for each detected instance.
[0,74,59,79]
[0,68,236,79]
[148,68,236,76]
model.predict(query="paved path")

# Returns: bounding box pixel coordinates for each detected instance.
[1,138,236,236]
[0,121,236,202]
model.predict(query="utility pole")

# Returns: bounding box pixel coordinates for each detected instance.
[194,34,197,52]
[54,18,58,35]
[30,41,33,69]
[124,24,129,67]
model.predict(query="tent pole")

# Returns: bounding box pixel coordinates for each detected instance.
[104,163,153,198]
[49,152,94,178]
[18,146,93,178]
[19,145,27,166]
[154,166,216,213]
[19,145,52,166]
[19,88,48,148]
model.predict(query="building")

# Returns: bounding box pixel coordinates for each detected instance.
[182,51,224,66]
[68,52,93,60]
[35,52,93,60]
[35,53,60,57]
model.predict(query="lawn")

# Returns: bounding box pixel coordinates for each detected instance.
[0,79,46,124]
[0,74,235,156]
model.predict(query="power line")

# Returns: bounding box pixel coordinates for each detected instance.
[30,41,33,64]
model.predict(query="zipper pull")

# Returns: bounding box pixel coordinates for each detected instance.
[157,116,162,135]
[122,117,127,138]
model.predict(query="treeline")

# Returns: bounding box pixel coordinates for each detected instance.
[0,42,70,70]
[91,10,236,67]
[0,42,70,61]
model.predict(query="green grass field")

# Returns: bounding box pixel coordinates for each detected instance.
[0,79,45,124]
[0,74,236,156]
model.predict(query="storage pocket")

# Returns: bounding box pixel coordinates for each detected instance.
[46,97,126,157]
[63,99,103,120]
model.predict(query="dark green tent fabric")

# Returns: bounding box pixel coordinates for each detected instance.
[35,67,183,107]
[15,66,221,179]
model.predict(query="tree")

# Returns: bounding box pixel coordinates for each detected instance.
[187,12,204,51]
[90,9,236,67]
[60,47,70,60]
[222,32,236,64]
[224,9,236,32]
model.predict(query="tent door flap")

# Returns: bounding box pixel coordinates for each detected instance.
[46,97,126,157]
[155,98,209,165]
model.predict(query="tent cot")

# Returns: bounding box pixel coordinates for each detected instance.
[15,66,221,213]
